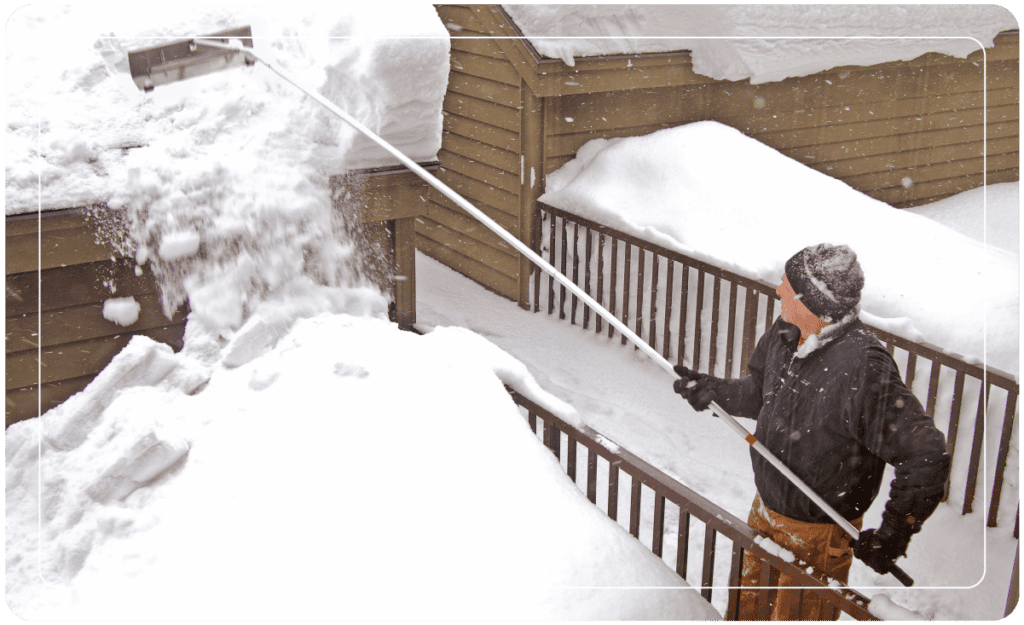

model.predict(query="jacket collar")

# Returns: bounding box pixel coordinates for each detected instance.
[793,307,860,359]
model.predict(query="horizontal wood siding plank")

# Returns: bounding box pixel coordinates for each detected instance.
[423,197,520,254]
[450,48,521,86]
[443,91,521,133]
[6,374,97,427]
[447,72,521,109]
[439,131,521,173]
[437,148,521,196]
[416,234,519,300]
[6,292,187,354]
[434,4,486,36]
[893,167,1019,207]
[6,260,162,317]
[804,135,1018,180]
[449,36,508,59]
[432,165,520,220]
[5,210,98,236]
[6,322,186,390]
[443,110,521,153]
[425,184,519,233]
[417,209,519,272]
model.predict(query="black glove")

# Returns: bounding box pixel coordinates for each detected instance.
[673,365,717,411]
[850,526,911,576]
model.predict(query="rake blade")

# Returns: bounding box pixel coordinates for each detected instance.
[127,25,254,92]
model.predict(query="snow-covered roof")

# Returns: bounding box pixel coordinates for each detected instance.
[4,5,451,215]
[501,4,1018,84]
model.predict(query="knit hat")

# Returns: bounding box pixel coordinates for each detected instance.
[784,244,864,322]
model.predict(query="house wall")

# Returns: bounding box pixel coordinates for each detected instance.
[545,30,1019,208]
[429,4,1018,305]
[5,209,187,427]
[423,4,527,301]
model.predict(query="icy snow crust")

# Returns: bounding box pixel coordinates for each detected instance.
[501,4,1017,83]
[540,122,1019,377]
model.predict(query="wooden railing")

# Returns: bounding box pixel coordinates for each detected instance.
[532,203,1019,530]
[506,387,878,620]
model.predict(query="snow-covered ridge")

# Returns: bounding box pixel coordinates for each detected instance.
[539,121,1019,377]
[501,4,1017,84]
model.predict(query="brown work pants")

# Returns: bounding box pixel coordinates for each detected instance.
[737,494,862,621]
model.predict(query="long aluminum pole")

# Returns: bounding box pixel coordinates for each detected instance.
[200,39,913,585]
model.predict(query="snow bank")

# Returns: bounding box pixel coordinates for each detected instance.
[5,5,449,215]
[905,181,1020,254]
[539,121,1019,376]
[501,5,1017,83]
[5,311,720,621]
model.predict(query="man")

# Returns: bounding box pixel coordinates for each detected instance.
[673,243,950,620]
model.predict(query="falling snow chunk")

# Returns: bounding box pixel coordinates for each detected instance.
[157,229,201,261]
[102,297,141,327]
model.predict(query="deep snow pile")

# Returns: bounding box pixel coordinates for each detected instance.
[4,308,720,621]
[5,4,449,214]
[501,4,1018,83]
[539,121,1019,377]
[6,4,450,340]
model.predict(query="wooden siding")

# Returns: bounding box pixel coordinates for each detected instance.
[6,209,186,427]
[424,5,525,301]
[430,5,1017,305]
[543,31,1019,208]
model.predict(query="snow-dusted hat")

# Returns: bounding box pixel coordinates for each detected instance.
[784,243,864,322]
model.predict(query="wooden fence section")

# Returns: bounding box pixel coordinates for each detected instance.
[532,203,1019,529]
[506,388,879,620]
[541,29,1019,209]
[5,208,187,427]
[420,4,528,301]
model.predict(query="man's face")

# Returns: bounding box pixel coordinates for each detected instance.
[777,274,825,338]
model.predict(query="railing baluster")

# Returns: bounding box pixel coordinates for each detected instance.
[653,493,666,557]
[677,507,691,579]
[726,281,738,378]
[693,271,706,370]
[596,232,606,334]
[622,243,632,346]
[990,391,1018,527]
[757,564,778,619]
[635,249,646,349]
[741,288,759,377]
[587,449,598,504]
[558,216,568,319]
[905,351,918,390]
[727,544,744,620]
[547,213,556,315]
[571,221,580,325]
[663,260,675,360]
[701,524,717,602]
[944,370,967,501]
[528,411,537,434]
[567,432,577,483]
[583,225,593,330]
[763,290,774,336]
[608,462,620,521]
[709,275,721,376]
[677,264,689,365]
[650,254,660,353]
[608,238,618,339]
[629,476,643,538]
[926,360,942,416]
[963,382,990,514]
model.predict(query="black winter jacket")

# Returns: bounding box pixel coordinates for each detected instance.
[714,317,950,535]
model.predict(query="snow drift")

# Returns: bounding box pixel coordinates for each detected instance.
[539,121,1019,376]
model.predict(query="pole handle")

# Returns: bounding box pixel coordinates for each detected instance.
[889,564,915,587]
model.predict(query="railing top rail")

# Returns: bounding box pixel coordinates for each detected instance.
[539,202,1019,392]
[508,387,877,620]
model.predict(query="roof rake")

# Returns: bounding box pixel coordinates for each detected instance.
[125,27,913,589]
